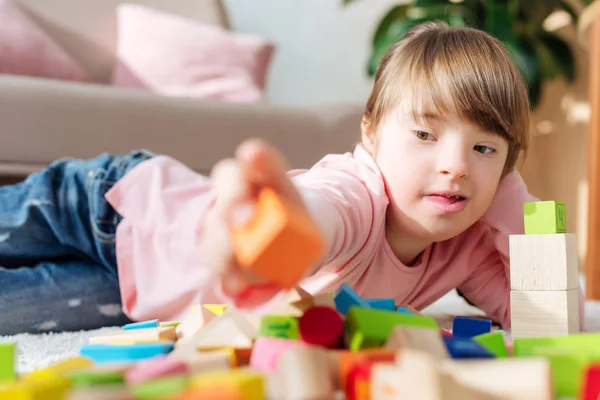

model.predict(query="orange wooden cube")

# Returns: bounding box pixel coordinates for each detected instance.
[231,187,325,288]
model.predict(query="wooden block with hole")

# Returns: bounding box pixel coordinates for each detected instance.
[385,325,450,360]
[230,187,326,289]
[440,358,554,400]
[510,289,579,338]
[88,327,177,345]
[509,233,579,291]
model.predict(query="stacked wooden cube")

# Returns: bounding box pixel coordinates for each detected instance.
[509,200,580,338]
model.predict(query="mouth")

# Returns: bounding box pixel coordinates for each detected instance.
[426,192,468,204]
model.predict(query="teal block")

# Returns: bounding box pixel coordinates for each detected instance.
[365,298,396,311]
[524,201,566,234]
[123,319,159,330]
[334,283,370,316]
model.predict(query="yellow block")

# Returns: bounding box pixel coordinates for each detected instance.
[191,368,263,400]
[203,304,228,316]
[24,357,92,381]
[0,377,70,400]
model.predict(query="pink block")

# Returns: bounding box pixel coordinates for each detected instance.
[249,337,306,372]
[125,355,188,384]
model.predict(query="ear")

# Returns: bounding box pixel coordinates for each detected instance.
[361,114,376,155]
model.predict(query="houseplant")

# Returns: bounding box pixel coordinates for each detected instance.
[343,0,589,109]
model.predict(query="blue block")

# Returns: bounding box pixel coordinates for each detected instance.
[443,336,494,359]
[396,306,413,315]
[80,342,174,364]
[334,283,370,316]
[122,319,159,330]
[452,316,491,339]
[365,298,396,311]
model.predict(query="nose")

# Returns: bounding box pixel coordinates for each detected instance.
[436,141,468,180]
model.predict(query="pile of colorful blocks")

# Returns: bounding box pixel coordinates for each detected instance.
[0,282,599,399]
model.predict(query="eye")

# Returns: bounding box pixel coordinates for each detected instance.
[415,131,434,141]
[474,145,496,154]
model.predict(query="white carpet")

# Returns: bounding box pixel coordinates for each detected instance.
[2,288,600,375]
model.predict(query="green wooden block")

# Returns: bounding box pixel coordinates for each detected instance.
[524,201,566,234]
[345,306,438,351]
[472,332,509,358]
[132,375,189,400]
[513,333,600,356]
[0,343,16,383]
[68,370,124,387]
[258,315,299,339]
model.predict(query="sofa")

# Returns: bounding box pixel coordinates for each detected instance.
[0,0,364,179]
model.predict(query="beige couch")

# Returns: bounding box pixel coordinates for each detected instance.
[0,0,364,178]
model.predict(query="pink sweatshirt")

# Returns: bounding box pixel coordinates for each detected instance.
[105,144,582,329]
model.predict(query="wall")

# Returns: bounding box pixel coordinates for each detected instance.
[223,0,404,106]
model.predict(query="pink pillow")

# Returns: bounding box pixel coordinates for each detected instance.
[111,4,275,103]
[0,0,87,81]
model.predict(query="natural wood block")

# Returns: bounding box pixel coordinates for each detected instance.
[385,325,449,360]
[231,187,326,289]
[440,358,554,400]
[510,289,579,338]
[176,305,217,340]
[278,346,334,400]
[524,201,566,234]
[88,327,177,345]
[509,234,578,290]
[190,311,257,350]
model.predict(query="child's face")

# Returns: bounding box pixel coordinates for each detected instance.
[365,101,509,244]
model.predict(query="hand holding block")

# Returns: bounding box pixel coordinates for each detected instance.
[524,201,566,234]
[231,187,325,289]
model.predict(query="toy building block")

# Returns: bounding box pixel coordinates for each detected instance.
[258,315,300,339]
[175,304,217,341]
[298,305,344,348]
[88,326,177,345]
[290,291,337,315]
[249,337,306,372]
[189,368,264,399]
[278,346,334,400]
[230,187,326,289]
[68,368,125,387]
[203,304,228,316]
[365,298,396,311]
[24,356,93,382]
[333,348,397,390]
[123,319,159,330]
[159,321,180,328]
[371,349,497,400]
[345,360,375,400]
[523,200,566,234]
[440,358,554,400]
[345,306,438,351]
[125,355,188,385]
[184,310,256,350]
[384,325,450,360]
[131,375,189,399]
[442,336,494,359]
[509,233,579,291]
[80,342,174,364]
[510,289,579,338]
[398,304,422,315]
[471,332,509,358]
[452,316,491,339]
[582,363,600,400]
[397,306,413,315]
[334,283,371,316]
[169,351,232,375]
[0,343,16,383]
[513,332,600,356]
[263,371,285,400]
[67,383,133,400]
[0,376,71,400]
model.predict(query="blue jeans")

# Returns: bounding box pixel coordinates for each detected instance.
[0,150,154,335]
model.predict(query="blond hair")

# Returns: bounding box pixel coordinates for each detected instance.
[363,21,530,175]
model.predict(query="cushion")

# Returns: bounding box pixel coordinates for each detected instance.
[0,0,87,81]
[111,3,275,103]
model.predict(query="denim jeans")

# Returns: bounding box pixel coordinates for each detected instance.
[0,150,154,335]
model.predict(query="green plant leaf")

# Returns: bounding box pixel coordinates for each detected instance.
[341,0,360,5]
[484,1,516,41]
[538,31,576,82]
[407,4,476,26]
[413,0,452,6]
[368,19,414,76]
[372,5,410,48]
[504,37,541,88]
[528,78,543,110]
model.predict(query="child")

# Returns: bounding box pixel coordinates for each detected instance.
[0,21,583,336]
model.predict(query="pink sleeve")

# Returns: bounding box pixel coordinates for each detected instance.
[474,169,584,330]
[226,153,387,309]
